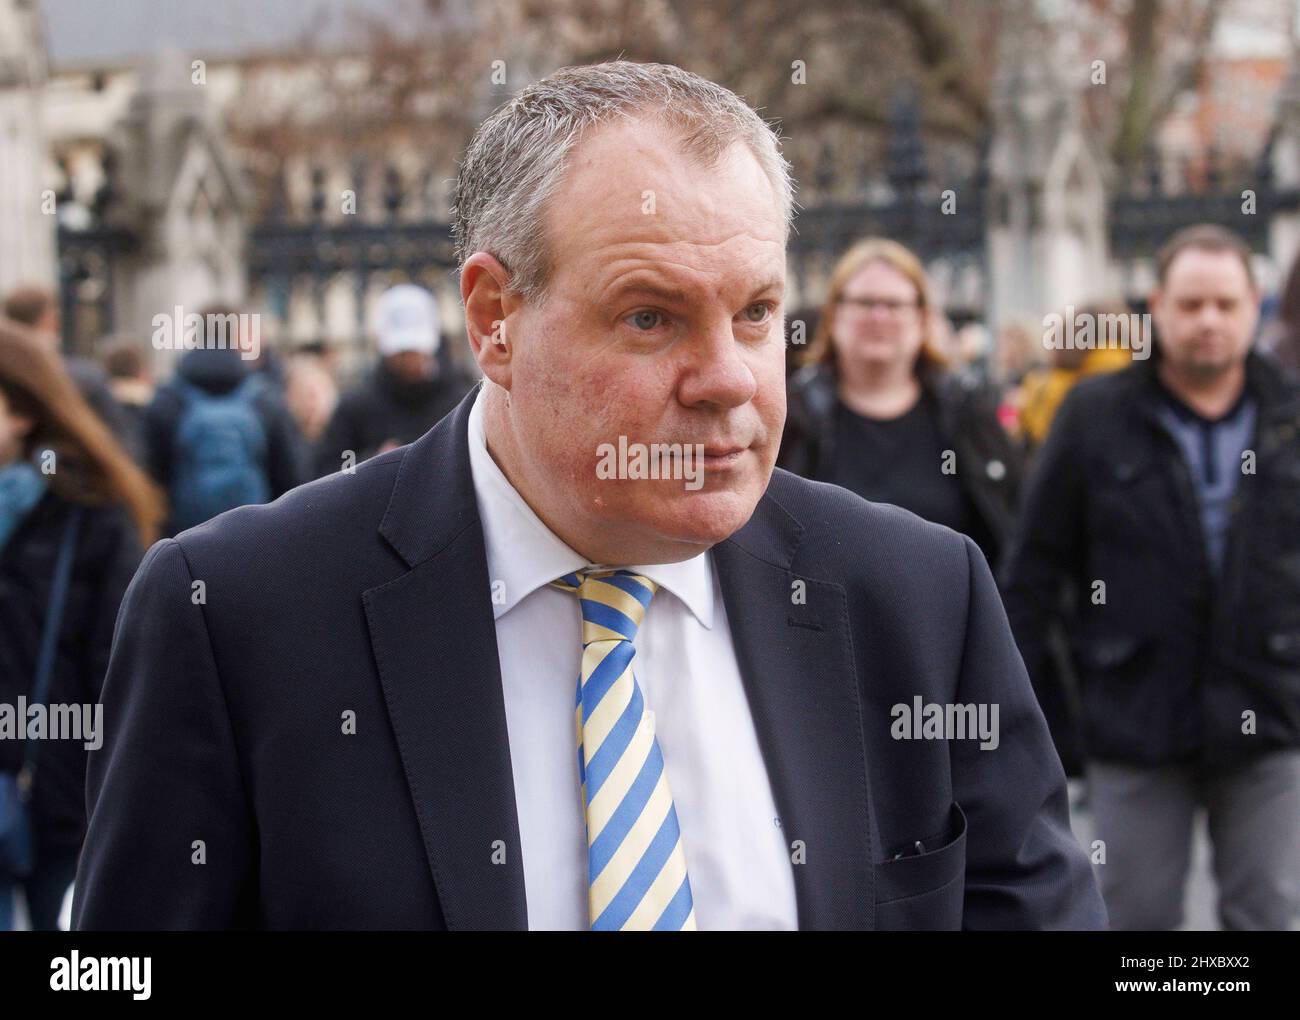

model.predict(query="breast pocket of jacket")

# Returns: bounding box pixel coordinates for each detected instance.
[873,802,967,930]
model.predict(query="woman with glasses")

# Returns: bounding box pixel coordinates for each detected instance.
[779,237,1021,568]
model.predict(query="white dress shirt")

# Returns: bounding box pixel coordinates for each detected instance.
[466,383,799,930]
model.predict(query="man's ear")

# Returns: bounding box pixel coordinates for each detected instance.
[461,252,520,390]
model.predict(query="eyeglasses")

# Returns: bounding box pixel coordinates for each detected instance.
[838,296,921,314]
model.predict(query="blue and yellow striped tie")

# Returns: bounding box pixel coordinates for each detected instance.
[550,568,697,931]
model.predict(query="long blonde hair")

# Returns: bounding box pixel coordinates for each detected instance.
[802,237,948,378]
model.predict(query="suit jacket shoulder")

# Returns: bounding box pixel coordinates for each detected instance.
[761,466,974,629]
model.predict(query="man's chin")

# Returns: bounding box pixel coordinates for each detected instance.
[604,486,763,558]
[1185,354,1239,379]
[658,488,763,545]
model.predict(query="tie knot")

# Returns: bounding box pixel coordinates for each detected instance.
[551,568,657,646]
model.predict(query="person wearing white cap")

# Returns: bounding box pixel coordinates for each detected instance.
[313,284,474,476]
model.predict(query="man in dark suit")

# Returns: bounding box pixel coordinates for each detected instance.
[74,60,1105,930]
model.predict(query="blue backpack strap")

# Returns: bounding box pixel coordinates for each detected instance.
[24,504,84,770]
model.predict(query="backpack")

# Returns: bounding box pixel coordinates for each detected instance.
[169,375,271,531]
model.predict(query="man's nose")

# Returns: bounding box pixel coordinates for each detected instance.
[676,318,759,409]
[1196,303,1225,330]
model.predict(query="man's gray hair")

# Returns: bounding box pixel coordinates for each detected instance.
[452,60,795,302]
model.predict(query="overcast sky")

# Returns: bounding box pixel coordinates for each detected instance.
[42,0,416,69]
[41,0,1297,72]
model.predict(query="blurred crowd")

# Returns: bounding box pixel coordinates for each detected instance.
[2,220,1299,930]
[0,282,476,929]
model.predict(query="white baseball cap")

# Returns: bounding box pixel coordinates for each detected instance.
[375,284,441,356]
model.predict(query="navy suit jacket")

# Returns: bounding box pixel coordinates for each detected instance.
[74,387,1107,930]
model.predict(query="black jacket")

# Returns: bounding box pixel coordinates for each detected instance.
[779,363,1023,567]
[1001,351,1300,769]
[313,361,474,477]
[143,348,308,535]
[0,493,142,853]
[74,388,1104,930]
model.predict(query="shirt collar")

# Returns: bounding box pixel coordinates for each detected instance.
[466,384,715,628]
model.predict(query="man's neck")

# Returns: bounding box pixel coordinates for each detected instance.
[1155,359,1248,421]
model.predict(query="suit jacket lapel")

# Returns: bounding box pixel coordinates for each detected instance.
[713,491,876,930]
[363,387,529,930]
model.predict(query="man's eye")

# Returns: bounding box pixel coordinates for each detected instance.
[627,310,664,331]
[742,302,772,323]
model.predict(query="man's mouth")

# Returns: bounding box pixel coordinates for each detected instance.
[700,446,748,468]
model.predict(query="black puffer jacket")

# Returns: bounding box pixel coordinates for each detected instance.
[313,360,475,478]
[779,363,1023,567]
[0,492,142,854]
[1001,352,1300,769]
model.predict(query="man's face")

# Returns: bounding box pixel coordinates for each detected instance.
[386,350,435,383]
[480,116,787,564]
[1151,248,1259,379]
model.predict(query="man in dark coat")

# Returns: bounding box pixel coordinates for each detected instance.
[75,60,1103,931]
[1002,224,1300,930]
[313,285,474,477]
